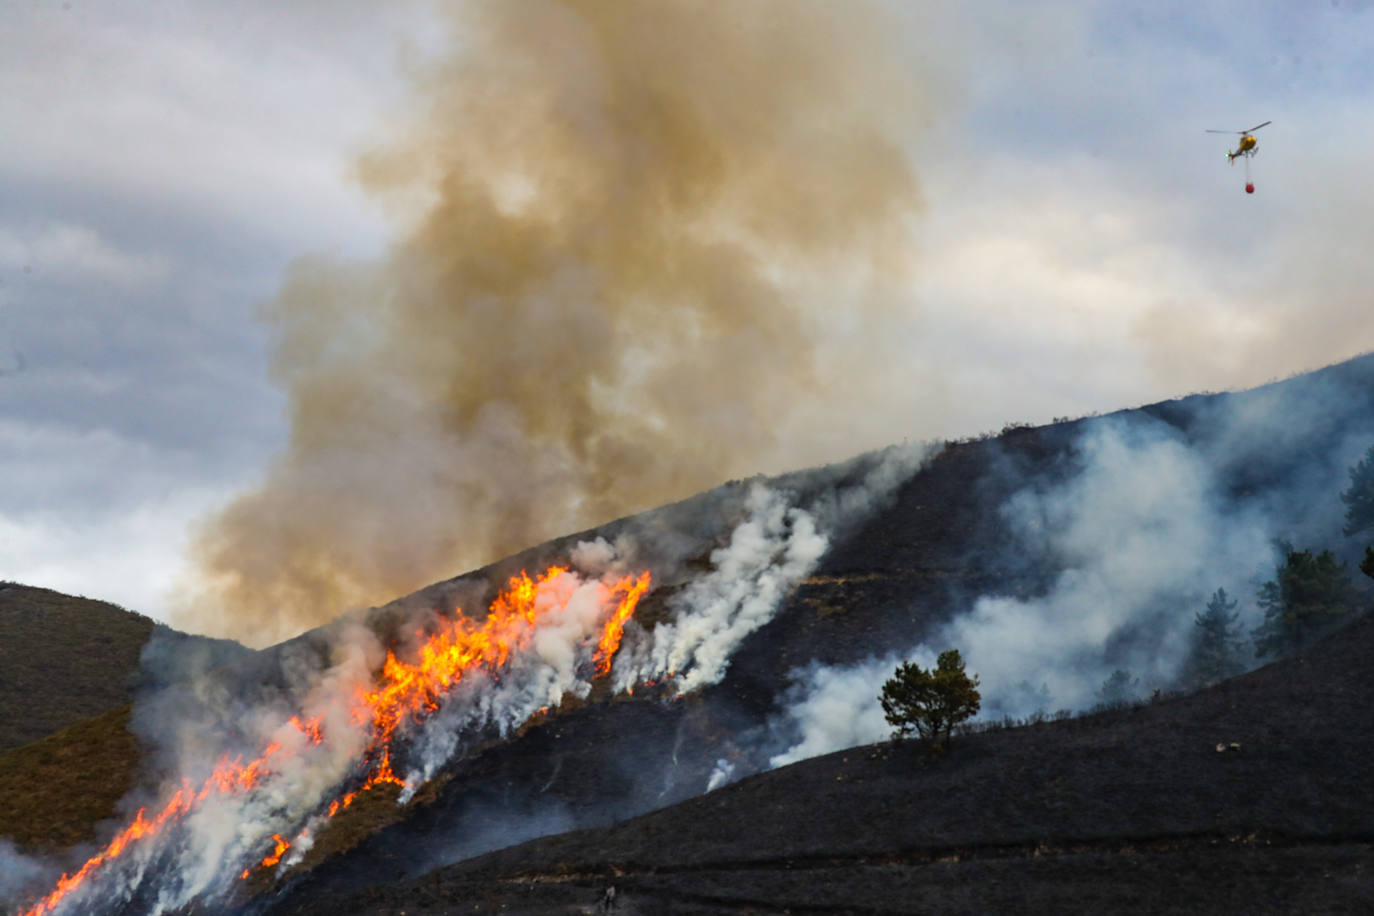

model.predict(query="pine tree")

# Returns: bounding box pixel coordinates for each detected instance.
[1341,443,1374,538]
[1342,444,1374,583]
[1188,587,1243,685]
[1252,548,1358,658]
[880,650,981,750]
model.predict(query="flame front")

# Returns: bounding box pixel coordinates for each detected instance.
[19,566,650,916]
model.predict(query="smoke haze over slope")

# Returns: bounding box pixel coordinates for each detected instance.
[767,369,1374,767]
[172,0,929,645]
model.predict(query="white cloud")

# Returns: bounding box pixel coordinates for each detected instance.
[0,489,234,619]
[0,223,169,288]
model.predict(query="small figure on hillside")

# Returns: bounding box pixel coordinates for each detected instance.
[600,884,617,912]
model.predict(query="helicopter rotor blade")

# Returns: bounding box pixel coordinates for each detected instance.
[1205,122,1271,134]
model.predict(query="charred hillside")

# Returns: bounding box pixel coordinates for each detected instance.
[274,609,1374,915]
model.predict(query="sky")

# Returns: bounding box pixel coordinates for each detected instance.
[2,0,1372,641]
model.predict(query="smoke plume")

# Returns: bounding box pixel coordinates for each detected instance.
[612,483,828,695]
[611,441,928,696]
[0,840,47,904]
[765,398,1373,767]
[174,0,927,645]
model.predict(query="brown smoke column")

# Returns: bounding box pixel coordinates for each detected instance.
[174,0,927,645]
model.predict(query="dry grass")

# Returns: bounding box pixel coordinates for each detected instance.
[0,583,155,753]
[0,705,141,852]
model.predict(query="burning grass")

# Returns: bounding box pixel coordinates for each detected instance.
[11,565,651,916]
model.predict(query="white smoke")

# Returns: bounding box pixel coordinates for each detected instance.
[948,419,1273,712]
[767,653,927,768]
[705,758,736,792]
[0,840,47,903]
[769,418,1277,765]
[610,483,826,695]
[610,444,930,697]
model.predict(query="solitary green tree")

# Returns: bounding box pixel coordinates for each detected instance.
[1252,547,1359,658]
[880,650,981,750]
[1187,587,1245,685]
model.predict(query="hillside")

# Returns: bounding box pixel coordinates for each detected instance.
[255,352,1374,914]
[5,351,1374,915]
[0,584,251,756]
[0,588,251,856]
[273,608,1374,914]
[0,583,156,753]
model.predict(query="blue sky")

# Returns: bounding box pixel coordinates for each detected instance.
[2,0,1371,636]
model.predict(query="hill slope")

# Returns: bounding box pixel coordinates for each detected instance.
[0,584,252,756]
[0,583,156,753]
[254,352,1374,914]
[0,587,252,856]
[6,352,1374,915]
[274,609,1374,914]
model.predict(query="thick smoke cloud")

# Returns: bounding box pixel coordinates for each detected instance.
[173,0,927,646]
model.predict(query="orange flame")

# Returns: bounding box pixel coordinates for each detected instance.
[19,566,649,916]
[595,574,650,676]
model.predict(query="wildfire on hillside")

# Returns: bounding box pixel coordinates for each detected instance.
[17,566,650,916]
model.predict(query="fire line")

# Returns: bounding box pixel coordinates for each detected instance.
[18,566,650,916]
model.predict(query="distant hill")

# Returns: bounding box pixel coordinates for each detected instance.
[0,584,252,856]
[0,583,251,755]
[0,583,156,753]
[0,706,141,853]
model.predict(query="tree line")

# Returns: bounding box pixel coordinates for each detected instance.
[1186,441,1374,684]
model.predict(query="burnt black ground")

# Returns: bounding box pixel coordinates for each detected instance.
[266,609,1374,915]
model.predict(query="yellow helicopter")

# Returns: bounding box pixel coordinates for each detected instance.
[1206,120,1270,193]
[1206,120,1271,163]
